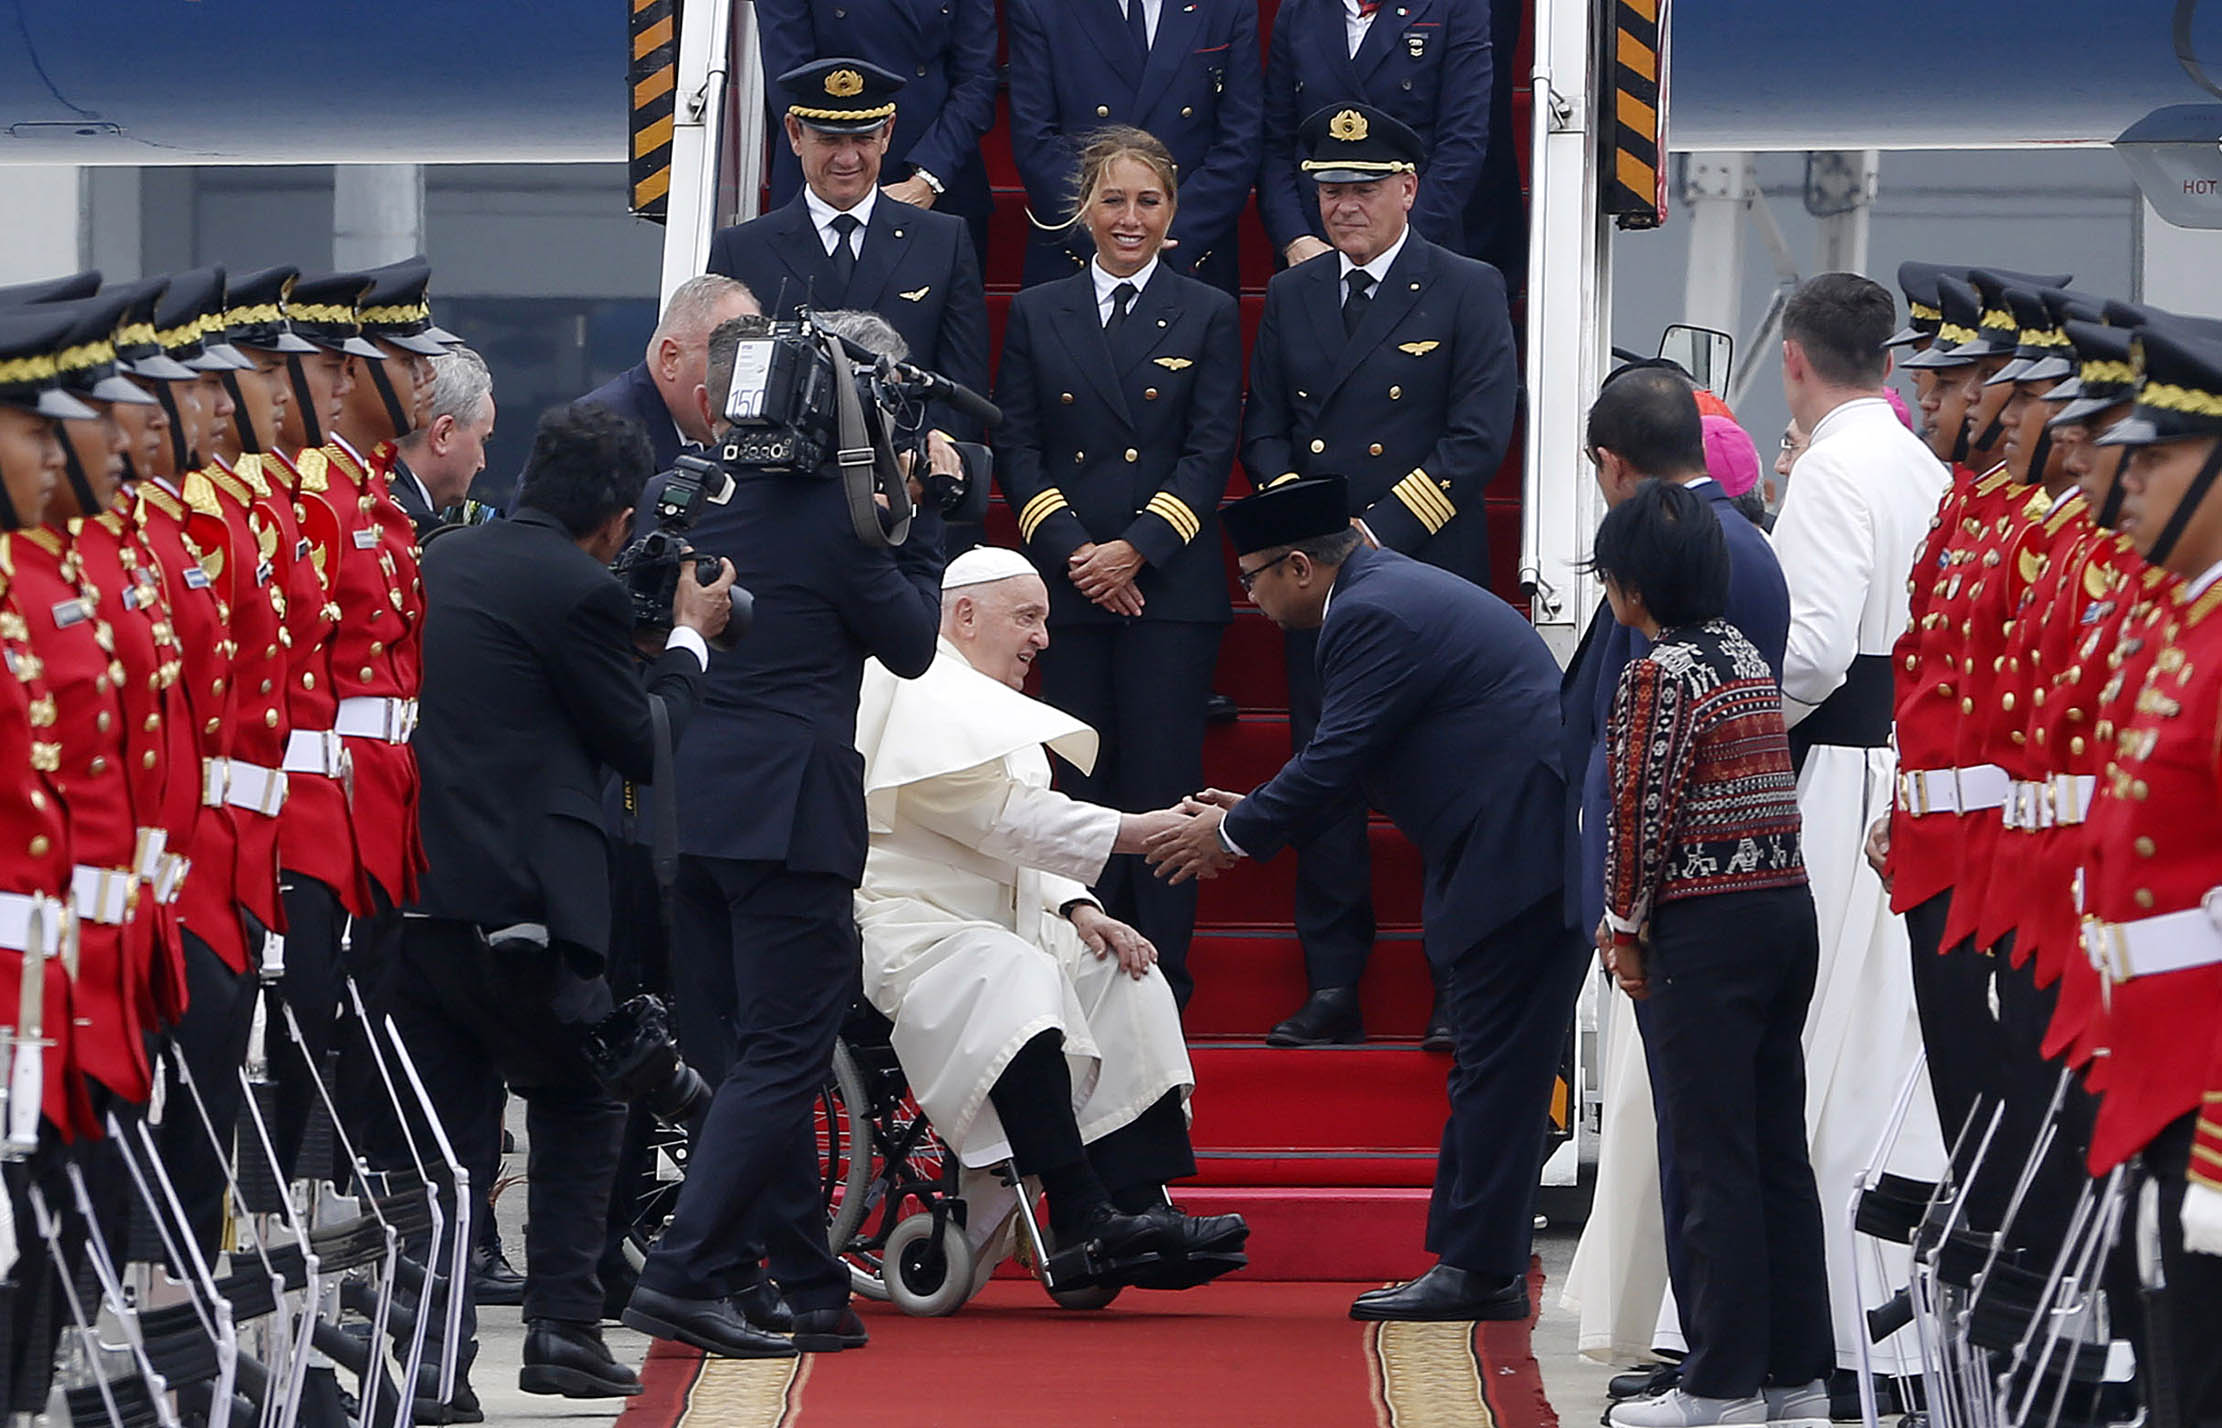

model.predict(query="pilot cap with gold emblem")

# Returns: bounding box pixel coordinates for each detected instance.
[779,57,905,134]
[1299,102,1424,184]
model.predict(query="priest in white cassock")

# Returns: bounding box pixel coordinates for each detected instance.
[852,546,1250,1294]
[1770,275,1950,1382]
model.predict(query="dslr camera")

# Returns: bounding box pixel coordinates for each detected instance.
[610,455,754,646]
[582,994,712,1127]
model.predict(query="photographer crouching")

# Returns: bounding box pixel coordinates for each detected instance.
[391,402,737,1408]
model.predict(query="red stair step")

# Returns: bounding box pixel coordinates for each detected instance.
[1191,819,1423,929]
[1185,1044,1450,1156]
[1183,930,1435,1040]
[1210,611,1287,712]
[1190,1150,1440,1189]
[1174,1187,1436,1281]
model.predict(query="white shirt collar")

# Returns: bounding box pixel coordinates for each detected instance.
[1808,394,1892,444]
[803,186,876,254]
[2187,559,2222,601]
[1341,0,1377,53]
[1678,473,1716,492]
[1337,225,1410,293]
[1091,256,1160,323]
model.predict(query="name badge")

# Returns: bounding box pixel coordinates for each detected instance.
[1406,30,1427,58]
[256,560,274,587]
[296,538,312,560]
[184,567,211,589]
[50,599,88,629]
[121,588,141,612]
[352,528,380,550]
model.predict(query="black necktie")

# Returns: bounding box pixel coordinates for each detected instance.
[829,212,861,291]
[1108,280,1138,336]
[1343,269,1375,337]
[1125,0,1150,59]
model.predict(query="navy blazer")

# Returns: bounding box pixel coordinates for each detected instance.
[1258,0,1495,256]
[994,263,1238,627]
[1241,232,1516,586]
[578,362,683,477]
[637,469,945,880]
[1222,544,1566,962]
[756,0,999,242]
[1559,478,1790,933]
[413,508,705,960]
[708,191,990,437]
[1004,0,1263,294]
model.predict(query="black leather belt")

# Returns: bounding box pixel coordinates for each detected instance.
[1788,653,1893,774]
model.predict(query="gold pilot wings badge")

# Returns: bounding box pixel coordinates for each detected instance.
[1154,356,1193,370]
[1398,340,1441,356]
[899,286,931,301]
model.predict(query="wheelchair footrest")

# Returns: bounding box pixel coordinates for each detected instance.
[1041,1239,1166,1294]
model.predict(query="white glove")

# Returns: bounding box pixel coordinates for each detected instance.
[2180,1178,2222,1257]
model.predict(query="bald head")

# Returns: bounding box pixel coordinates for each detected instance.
[942,572,1050,689]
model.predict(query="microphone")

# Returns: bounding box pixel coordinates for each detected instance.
[824,332,1003,428]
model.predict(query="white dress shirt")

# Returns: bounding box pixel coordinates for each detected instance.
[1342,0,1377,55]
[1090,256,1160,325]
[1336,224,1410,305]
[804,185,877,259]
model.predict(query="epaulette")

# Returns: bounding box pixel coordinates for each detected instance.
[182,471,225,518]
[2189,582,2222,627]
[324,440,366,484]
[2019,486,2051,521]
[295,447,331,494]
[232,454,271,499]
[1976,465,2018,497]
[209,466,253,508]
[137,483,185,522]
[261,448,301,492]
[2043,490,2087,535]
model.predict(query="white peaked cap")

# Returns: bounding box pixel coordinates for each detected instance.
[941,546,1040,590]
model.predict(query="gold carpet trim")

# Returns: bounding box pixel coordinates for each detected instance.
[1369,1320,1494,1428]
[680,1353,809,1428]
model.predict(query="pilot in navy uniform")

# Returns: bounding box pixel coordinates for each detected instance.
[622,318,946,1359]
[706,58,989,436]
[1258,0,1495,266]
[1004,0,1263,295]
[994,127,1239,1006]
[1240,102,1517,1045]
[1145,476,1585,1323]
[756,0,1000,268]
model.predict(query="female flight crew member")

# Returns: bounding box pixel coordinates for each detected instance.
[994,127,1239,1009]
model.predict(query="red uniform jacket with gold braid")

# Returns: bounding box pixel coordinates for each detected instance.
[1935,475,2053,954]
[264,449,363,912]
[133,478,246,975]
[1974,489,2092,955]
[2043,555,2174,1071]
[0,574,84,1138]
[2082,578,2222,1174]
[1888,464,2019,913]
[72,507,192,1029]
[9,529,149,1108]
[322,437,424,906]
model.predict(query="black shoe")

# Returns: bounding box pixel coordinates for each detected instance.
[471,1244,527,1307]
[1205,692,1240,724]
[1420,997,1455,1054]
[1608,1362,1683,1401]
[790,1306,869,1353]
[1266,987,1364,1047]
[519,1319,644,1399]
[1123,1204,1250,1289]
[410,1370,482,1425]
[598,1246,640,1322]
[733,1278,795,1334]
[621,1284,797,1359]
[1349,1263,1529,1322]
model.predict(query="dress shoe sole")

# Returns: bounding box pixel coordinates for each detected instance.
[1419,1033,1454,1054]
[519,1364,645,1399]
[620,1306,798,1359]
[791,1329,869,1352]
[1349,1294,1530,1323]
[1264,1027,1365,1048]
[409,1400,484,1426]
[1128,1250,1248,1291]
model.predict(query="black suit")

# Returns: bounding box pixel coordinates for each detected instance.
[706,191,989,437]
[632,461,944,1313]
[578,362,685,477]
[388,452,441,540]
[994,263,1238,1004]
[391,507,706,1341]
[1241,231,1518,991]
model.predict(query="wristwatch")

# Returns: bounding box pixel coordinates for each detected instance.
[912,166,946,196]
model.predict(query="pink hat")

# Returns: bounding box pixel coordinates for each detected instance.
[1700,414,1762,498]
[1884,386,1916,430]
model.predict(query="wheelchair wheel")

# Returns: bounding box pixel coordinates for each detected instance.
[820,1039,875,1265]
[1027,1222,1122,1311]
[881,1213,973,1318]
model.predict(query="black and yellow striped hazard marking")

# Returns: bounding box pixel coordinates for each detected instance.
[1604,0,1667,230]
[629,0,679,220]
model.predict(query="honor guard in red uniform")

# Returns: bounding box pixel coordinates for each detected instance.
[2074,324,2222,1428]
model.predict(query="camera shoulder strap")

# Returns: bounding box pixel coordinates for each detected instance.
[823,332,911,547]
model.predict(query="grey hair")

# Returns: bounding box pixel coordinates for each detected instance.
[814,308,909,364]
[1289,527,1361,566]
[423,344,493,429]
[649,273,757,357]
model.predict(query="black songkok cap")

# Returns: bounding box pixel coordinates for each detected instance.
[1221,476,1352,556]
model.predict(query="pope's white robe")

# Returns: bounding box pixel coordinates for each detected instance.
[853,642,1193,1170]
[1770,395,1951,1375]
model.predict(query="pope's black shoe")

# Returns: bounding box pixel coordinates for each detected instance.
[519,1320,643,1399]
[734,1278,795,1334]
[621,1284,798,1359]
[790,1306,869,1352]
[1608,1361,1683,1401]
[1266,987,1364,1047]
[1124,1204,1251,1289]
[472,1243,527,1307]
[1420,997,1455,1054]
[1349,1264,1530,1322]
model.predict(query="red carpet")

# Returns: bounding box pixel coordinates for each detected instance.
[617,1265,1559,1428]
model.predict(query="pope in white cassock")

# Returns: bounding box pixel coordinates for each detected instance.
[851,546,1249,1294]
[1768,276,1952,1381]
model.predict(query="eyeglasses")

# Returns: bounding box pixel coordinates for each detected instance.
[1237,551,1295,591]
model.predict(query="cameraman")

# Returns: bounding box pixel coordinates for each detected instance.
[395,403,737,1406]
[621,315,945,1357]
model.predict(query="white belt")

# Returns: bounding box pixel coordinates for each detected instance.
[222,759,289,818]
[2084,892,2222,981]
[200,757,228,808]
[132,828,167,883]
[2004,780,2044,831]
[154,852,189,905]
[2048,773,2097,827]
[1898,763,2011,818]
[0,894,66,957]
[282,728,349,778]
[335,696,417,744]
[71,865,136,926]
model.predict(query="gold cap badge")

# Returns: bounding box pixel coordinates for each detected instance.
[825,68,864,98]
[1329,109,1368,142]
